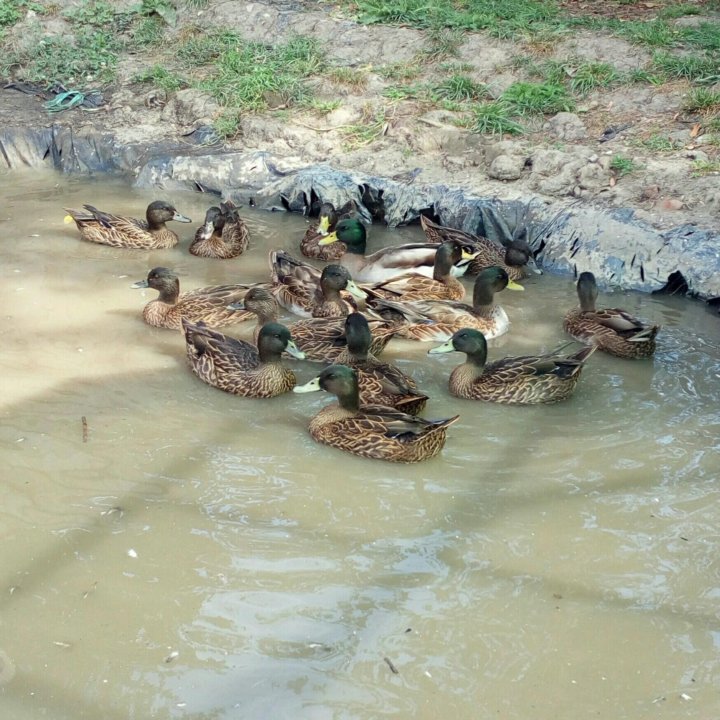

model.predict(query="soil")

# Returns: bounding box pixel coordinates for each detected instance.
[1,0,719,235]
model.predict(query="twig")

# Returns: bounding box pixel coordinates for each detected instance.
[81,416,88,442]
[383,656,399,674]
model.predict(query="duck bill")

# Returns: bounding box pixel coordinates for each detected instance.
[450,264,468,277]
[293,376,322,393]
[461,249,480,261]
[173,212,192,223]
[526,257,543,275]
[131,279,149,289]
[345,280,368,300]
[318,214,331,235]
[226,301,245,311]
[506,279,525,291]
[285,340,306,360]
[318,231,339,246]
[428,339,456,355]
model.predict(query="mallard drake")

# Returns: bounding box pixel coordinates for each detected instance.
[131,267,258,330]
[64,201,191,249]
[269,250,367,318]
[318,218,469,283]
[420,215,541,281]
[293,364,459,463]
[301,200,358,261]
[429,328,596,404]
[339,313,427,414]
[232,287,400,362]
[563,272,660,358]
[370,266,523,342]
[363,240,476,302]
[183,320,305,398]
[189,201,249,259]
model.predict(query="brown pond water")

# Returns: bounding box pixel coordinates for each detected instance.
[1,169,719,719]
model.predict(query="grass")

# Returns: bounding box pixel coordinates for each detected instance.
[500,81,575,115]
[465,101,524,135]
[305,98,342,115]
[374,62,421,81]
[691,159,720,176]
[431,74,487,102]
[610,154,640,177]
[340,105,389,148]
[636,133,682,152]
[134,65,187,92]
[325,65,369,90]
[683,88,720,113]
[570,62,619,95]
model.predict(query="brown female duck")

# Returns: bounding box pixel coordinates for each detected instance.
[293,364,459,463]
[183,320,305,398]
[563,272,659,359]
[189,201,250,259]
[429,328,596,404]
[64,201,191,249]
[131,267,257,330]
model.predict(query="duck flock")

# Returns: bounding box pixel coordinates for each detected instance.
[63,199,661,463]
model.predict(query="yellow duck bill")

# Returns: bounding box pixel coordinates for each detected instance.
[293,376,322,393]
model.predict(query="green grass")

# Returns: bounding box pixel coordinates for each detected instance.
[305,98,342,115]
[651,52,720,83]
[691,159,720,176]
[636,133,682,152]
[683,87,720,112]
[134,65,187,92]
[500,81,575,115]
[130,16,166,48]
[179,33,325,134]
[570,62,619,95]
[466,101,524,135]
[658,4,701,20]
[610,154,640,177]
[431,74,487,102]
[421,24,463,60]
[374,61,421,81]
[325,65,369,89]
[341,106,388,148]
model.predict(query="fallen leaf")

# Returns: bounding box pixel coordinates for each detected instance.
[690,123,701,138]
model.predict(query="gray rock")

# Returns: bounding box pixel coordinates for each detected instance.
[544,112,587,141]
[161,89,220,128]
[487,154,524,181]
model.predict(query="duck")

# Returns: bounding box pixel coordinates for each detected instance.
[563,272,660,359]
[64,201,191,249]
[369,266,523,342]
[363,240,476,302]
[429,328,596,404]
[420,215,541,281]
[232,287,400,362]
[340,313,428,414]
[301,200,358,261]
[318,217,469,283]
[269,250,367,318]
[189,201,249,259]
[183,320,305,398]
[131,267,258,330]
[293,364,459,463]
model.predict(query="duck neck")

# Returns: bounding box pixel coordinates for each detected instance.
[146,214,167,231]
[158,279,180,304]
[337,385,360,411]
[258,345,283,364]
[472,283,496,316]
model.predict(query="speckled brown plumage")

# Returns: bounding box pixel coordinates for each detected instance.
[64,201,191,249]
[294,365,459,463]
[183,320,304,398]
[420,215,541,280]
[430,328,596,404]
[132,267,259,330]
[563,272,659,359]
[363,240,468,302]
[300,201,357,260]
[269,251,367,318]
[240,287,399,362]
[340,314,427,414]
[369,266,519,342]
[189,201,249,259]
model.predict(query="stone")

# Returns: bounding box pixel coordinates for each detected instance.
[487,154,524,181]
[485,140,525,165]
[543,112,587,141]
[161,89,220,127]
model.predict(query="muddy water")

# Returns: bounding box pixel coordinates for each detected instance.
[1,169,718,719]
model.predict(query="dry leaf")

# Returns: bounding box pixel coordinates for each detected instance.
[609,176,617,187]
[690,123,701,138]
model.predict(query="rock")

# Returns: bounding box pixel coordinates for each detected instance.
[577,163,611,191]
[684,149,709,163]
[657,198,685,212]
[529,149,571,175]
[487,154,524,181]
[485,140,525,165]
[543,112,587,141]
[161,89,220,127]
[640,184,661,201]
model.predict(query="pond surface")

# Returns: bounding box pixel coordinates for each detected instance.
[1,169,719,719]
